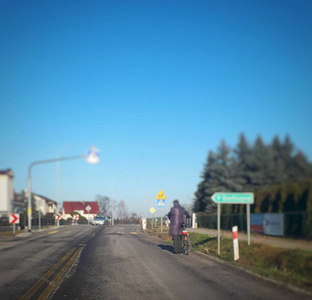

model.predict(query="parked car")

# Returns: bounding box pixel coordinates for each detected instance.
[90,216,105,225]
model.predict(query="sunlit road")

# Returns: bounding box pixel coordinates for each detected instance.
[0,225,100,299]
[0,225,309,300]
[53,226,306,300]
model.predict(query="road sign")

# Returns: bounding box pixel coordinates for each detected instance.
[55,214,61,221]
[85,205,91,212]
[157,199,166,207]
[9,213,20,224]
[150,207,156,214]
[156,190,166,200]
[211,193,254,204]
[73,214,79,221]
[212,192,254,256]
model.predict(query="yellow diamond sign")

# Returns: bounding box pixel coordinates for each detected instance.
[150,207,156,214]
[156,190,166,200]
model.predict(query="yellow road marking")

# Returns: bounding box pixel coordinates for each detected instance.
[129,232,138,235]
[38,247,83,300]
[19,248,75,300]
[48,231,59,235]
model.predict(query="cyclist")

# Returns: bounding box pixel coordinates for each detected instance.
[167,200,190,254]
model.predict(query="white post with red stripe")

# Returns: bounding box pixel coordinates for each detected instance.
[141,218,146,231]
[232,226,239,261]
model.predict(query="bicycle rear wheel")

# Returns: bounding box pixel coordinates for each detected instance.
[183,235,189,255]
[187,236,192,253]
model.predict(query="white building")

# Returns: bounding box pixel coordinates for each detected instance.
[33,194,58,216]
[0,169,14,217]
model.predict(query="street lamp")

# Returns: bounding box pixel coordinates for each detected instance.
[27,146,99,232]
[56,144,73,226]
[111,181,114,226]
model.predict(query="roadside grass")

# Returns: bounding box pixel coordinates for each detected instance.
[149,229,312,292]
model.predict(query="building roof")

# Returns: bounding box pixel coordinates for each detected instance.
[62,201,100,214]
[33,193,57,205]
[0,169,13,177]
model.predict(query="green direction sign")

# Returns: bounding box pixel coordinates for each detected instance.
[211,193,254,204]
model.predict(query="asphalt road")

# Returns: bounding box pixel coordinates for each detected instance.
[0,225,310,300]
[52,225,308,300]
[0,225,101,299]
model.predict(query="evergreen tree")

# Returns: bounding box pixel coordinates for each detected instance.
[253,136,275,187]
[271,135,287,184]
[292,151,312,180]
[234,133,252,190]
[282,135,294,173]
[193,151,217,213]
[193,133,312,214]
[193,140,240,213]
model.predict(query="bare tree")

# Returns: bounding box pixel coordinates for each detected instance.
[117,200,128,224]
[95,195,110,216]
[129,212,140,224]
[181,203,193,214]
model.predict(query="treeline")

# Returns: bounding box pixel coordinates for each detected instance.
[193,134,312,214]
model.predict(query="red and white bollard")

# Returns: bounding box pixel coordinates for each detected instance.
[141,218,146,231]
[232,226,239,261]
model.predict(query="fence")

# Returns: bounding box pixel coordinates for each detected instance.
[196,211,311,240]
[0,215,140,232]
[0,216,88,232]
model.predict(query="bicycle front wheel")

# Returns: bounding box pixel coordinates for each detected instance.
[183,235,189,255]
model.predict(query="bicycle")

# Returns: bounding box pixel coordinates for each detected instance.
[181,223,192,255]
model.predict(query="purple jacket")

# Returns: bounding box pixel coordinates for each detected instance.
[168,203,190,235]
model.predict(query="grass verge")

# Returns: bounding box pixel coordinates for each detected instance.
[148,229,312,292]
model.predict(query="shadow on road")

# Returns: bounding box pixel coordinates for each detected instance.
[108,233,125,236]
[157,244,174,253]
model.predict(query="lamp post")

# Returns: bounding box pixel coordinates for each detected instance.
[27,146,99,232]
[110,175,122,226]
[111,181,114,226]
[56,144,73,226]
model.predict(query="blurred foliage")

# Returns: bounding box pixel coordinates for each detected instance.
[69,211,87,221]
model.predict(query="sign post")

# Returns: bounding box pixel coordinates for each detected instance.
[149,208,155,231]
[211,193,254,256]
[247,204,251,245]
[85,205,92,224]
[217,203,221,255]
[10,213,20,234]
[156,190,166,233]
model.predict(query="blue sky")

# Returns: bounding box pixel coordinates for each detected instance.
[1,0,311,218]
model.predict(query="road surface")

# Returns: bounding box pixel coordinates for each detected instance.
[0,225,309,300]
